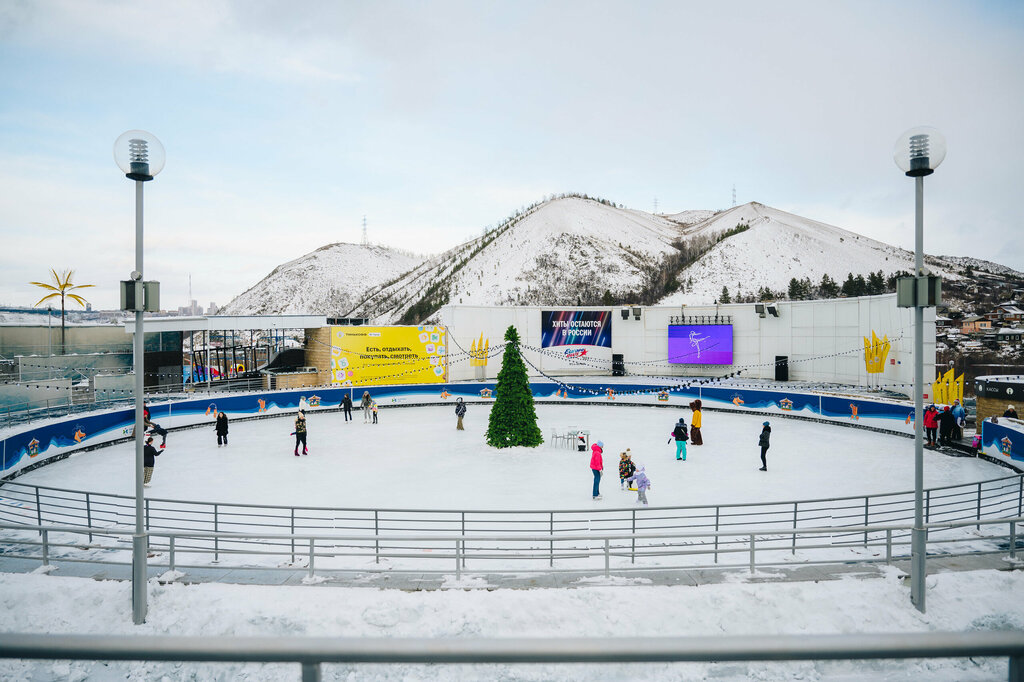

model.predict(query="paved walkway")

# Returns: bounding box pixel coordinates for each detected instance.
[1,552,1017,590]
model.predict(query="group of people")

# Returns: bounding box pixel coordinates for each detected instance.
[922,399,967,447]
[337,391,379,424]
[588,403,778,500]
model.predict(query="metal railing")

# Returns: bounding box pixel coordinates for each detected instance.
[1,631,1022,681]
[2,474,1020,564]
[2,514,1020,580]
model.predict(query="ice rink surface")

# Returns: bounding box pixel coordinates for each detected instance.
[18,404,1006,510]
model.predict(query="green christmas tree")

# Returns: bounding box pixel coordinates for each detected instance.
[486,325,544,448]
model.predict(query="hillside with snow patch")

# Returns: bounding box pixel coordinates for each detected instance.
[222,243,424,316]
[660,203,962,305]
[223,197,1020,322]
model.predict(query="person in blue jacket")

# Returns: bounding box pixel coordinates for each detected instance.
[951,400,966,441]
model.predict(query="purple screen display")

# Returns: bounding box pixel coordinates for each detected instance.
[667,325,734,365]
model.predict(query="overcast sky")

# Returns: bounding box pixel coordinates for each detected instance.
[1,1,1022,311]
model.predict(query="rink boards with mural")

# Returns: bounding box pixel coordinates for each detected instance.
[6,380,1012,479]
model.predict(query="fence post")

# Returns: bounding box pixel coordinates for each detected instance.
[549,512,554,568]
[41,529,49,567]
[886,529,892,564]
[714,507,720,564]
[926,489,931,523]
[749,534,755,573]
[977,482,983,531]
[792,502,798,555]
[1011,521,1017,561]
[374,510,380,565]
[301,661,322,682]
[213,504,219,562]
[308,538,315,580]
[169,536,175,573]
[863,497,869,547]
[456,540,461,580]
[35,487,42,535]
[631,509,636,564]
[145,498,151,531]
[604,538,610,578]
[291,508,296,564]
[1018,476,1022,518]
[86,492,92,543]
[461,512,466,568]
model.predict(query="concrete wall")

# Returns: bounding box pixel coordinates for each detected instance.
[440,294,932,394]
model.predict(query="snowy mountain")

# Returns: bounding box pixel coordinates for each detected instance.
[223,197,1022,321]
[221,243,424,316]
[660,202,963,305]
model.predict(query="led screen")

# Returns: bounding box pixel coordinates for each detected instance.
[541,310,612,348]
[668,324,733,365]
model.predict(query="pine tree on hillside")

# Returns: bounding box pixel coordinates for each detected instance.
[486,326,544,448]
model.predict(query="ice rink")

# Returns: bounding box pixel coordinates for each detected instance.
[16,403,1006,510]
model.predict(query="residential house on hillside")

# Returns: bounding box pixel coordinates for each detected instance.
[997,303,1024,324]
[960,316,992,334]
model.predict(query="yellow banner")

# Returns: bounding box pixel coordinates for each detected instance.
[330,326,447,386]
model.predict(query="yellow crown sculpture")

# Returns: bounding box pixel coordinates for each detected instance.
[863,331,890,374]
[932,368,964,405]
[470,333,489,367]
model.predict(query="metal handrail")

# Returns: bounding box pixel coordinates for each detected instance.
[0,631,1022,680]
[2,516,1019,580]
[3,474,1020,543]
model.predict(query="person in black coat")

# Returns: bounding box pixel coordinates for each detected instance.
[342,393,353,422]
[758,421,771,471]
[455,397,467,430]
[215,411,229,447]
[143,436,160,487]
[937,406,956,446]
[1004,405,1019,419]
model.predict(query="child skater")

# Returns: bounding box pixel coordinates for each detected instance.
[669,418,688,460]
[626,465,651,506]
[371,400,379,424]
[618,451,636,490]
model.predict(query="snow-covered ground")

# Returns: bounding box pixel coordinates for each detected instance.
[2,404,1020,681]
[15,404,1004,508]
[0,568,1021,680]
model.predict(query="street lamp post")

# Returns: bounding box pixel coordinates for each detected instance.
[894,126,946,613]
[114,130,165,625]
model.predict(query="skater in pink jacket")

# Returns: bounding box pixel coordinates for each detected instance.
[590,440,604,500]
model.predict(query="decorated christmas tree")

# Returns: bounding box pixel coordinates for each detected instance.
[486,325,544,448]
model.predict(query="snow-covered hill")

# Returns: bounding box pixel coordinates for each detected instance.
[348,197,686,323]
[661,202,963,305]
[221,243,424,316]
[223,197,1022,321]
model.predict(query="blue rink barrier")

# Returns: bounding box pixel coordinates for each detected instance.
[1,381,920,478]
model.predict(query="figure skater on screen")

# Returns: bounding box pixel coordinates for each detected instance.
[689,331,710,360]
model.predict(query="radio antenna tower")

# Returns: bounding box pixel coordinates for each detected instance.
[361,215,368,246]
[732,185,737,207]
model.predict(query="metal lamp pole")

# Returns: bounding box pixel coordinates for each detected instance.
[115,130,165,624]
[894,127,946,613]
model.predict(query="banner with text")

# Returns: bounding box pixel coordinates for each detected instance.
[539,310,612,371]
[330,326,447,386]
